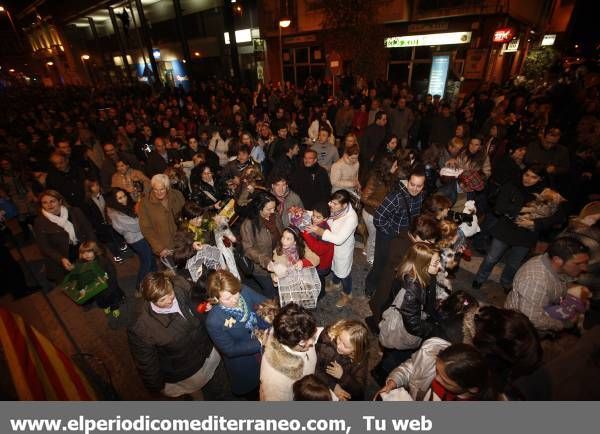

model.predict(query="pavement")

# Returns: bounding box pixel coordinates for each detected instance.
[0,228,517,400]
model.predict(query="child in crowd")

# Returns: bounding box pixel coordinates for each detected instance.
[300,202,334,299]
[315,319,369,401]
[293,375,333,401]
[269,226,320,283]
[78,241,124,318]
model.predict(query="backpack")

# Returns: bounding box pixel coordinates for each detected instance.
[378,288,424,350]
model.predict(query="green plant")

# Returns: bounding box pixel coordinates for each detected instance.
[522,47,560,83]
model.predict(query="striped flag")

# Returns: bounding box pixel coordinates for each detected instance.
[0,307,97,400]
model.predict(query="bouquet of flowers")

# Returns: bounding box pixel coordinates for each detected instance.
[187,215,216,243]
[288,206,311,230]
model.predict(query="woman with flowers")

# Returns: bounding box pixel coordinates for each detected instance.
[205,269,269,399]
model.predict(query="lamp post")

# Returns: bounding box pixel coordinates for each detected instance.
[0,5,23,50]
[279,18,291,88]
[81,54,94,86]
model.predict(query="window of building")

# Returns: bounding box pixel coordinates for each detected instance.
[282,45,325,86]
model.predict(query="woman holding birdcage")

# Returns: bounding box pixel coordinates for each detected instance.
[268,227,320,285]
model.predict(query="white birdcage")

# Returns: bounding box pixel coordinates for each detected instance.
[277,267,321,309]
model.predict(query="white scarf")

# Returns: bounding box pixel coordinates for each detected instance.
[42,206,78,244]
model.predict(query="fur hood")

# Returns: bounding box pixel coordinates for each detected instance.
[263,333,305,380]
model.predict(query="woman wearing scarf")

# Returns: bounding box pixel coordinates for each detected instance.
[205,269,268,399]
[270,227,320,284]
[308,190,358,308]
[33,189,96,282]
[270,174,303,227]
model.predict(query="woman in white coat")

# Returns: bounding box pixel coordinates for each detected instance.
[308,189,358,308]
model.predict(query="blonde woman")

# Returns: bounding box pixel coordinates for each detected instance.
[315,319,369,401]
[395,242,442,340]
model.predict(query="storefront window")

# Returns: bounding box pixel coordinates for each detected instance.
[281,44,325,86]
[389,48,413,61]
[295,47,309,64]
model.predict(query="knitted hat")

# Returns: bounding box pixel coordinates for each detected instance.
[579,201,600,219]
[458,170,485,192]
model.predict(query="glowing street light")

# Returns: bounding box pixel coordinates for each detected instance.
[279,18,291,86]
[81,54,90,60]
[46,61,54,66]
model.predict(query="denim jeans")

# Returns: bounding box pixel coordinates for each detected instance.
[475,237,530,288]
[130,238,157,289]
[252,273,278,298]
[317,268,330,300]
[332,273,352,295]
[362,209,376,264]
[365,230,394,297]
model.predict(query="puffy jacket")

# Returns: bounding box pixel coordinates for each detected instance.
[399,274,437,339]
[127,279,213,392]
[388,337,450,400]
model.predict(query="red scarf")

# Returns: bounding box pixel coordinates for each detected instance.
[430,379,473,401]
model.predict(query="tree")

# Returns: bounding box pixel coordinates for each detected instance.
[316,0,391,81]
[522,47,560,83]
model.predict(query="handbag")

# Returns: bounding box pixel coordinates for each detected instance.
[233,248,255,277]
[378,287,423,350]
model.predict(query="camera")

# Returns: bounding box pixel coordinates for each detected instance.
[447,210,474,225]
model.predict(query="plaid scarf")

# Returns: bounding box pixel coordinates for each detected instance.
[282,245,300,264]
[219,294,258,331]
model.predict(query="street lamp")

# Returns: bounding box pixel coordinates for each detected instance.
[279,18,291,87]
[81,54,90,60]
[0,5,22,50]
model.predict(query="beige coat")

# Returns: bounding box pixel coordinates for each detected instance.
[271,245,320,283]
[138,189,185,254]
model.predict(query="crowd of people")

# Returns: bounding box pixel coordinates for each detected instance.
[1,68,599,401]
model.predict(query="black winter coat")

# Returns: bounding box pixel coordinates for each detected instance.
[33,206,96,282]
[490,182,566,248]
[289,164,332,210]
[399,274,438,340]
[315,328,368,400]
[127,280,214,392]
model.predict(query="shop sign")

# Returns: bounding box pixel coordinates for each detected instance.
[541,34,557,46]
[504,38,520,53]
[384,31,471,48]
[407,22,448,34]
[283,34,317,45]
[428,54,450,98]
[493,28,514,43]
[176,75,189,82]
[463,48,488,79]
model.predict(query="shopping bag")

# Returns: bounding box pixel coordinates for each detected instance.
[59,261,108,305]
